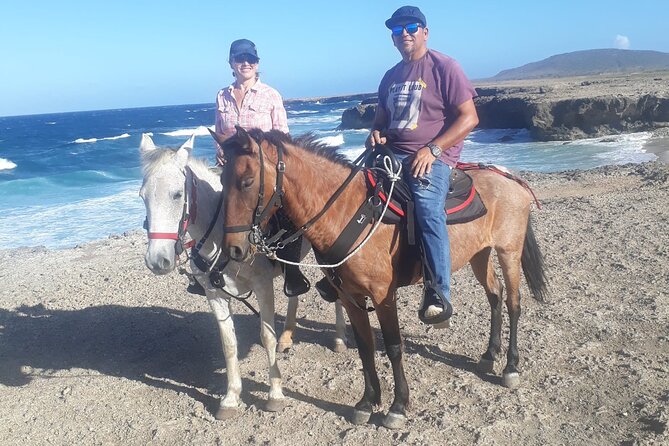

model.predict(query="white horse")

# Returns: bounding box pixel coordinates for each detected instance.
[139,134,347,419]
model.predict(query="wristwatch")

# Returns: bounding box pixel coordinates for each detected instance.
[427,142,442,158]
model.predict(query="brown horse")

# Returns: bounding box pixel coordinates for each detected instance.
[213,127,548,429]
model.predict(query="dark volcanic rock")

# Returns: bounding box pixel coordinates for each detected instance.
[338,72,669,141]
[338,103,377,130]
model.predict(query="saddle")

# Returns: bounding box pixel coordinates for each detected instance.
[319,147,487,264]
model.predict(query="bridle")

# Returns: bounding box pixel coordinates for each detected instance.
[223,136,392,264]
[144,166,197,256]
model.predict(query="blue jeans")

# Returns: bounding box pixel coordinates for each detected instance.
[394,153,452,303]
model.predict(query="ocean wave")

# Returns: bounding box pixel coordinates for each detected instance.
[0,158,17,170]
[45,121,57,125]
[315,134,345,147]
[74,133,131,144]
[161,125,214,137]
[288,110,319,115]
[0,186,144,250]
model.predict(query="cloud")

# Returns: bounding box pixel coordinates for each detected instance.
[614,35,630,49]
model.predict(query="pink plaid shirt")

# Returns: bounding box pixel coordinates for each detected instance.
[214,80,288,163]
[215,80,289,134]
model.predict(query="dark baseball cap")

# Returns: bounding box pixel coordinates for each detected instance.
[385,6,427,29]
[229,39,259,60]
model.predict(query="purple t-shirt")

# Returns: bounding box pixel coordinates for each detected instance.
[377,49,477,166]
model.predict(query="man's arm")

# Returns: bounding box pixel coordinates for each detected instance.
[365,104,389,150]
[410,98,478,177]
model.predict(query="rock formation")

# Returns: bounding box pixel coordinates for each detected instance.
[338,72,669,141]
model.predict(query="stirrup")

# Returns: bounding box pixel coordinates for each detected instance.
[315,277,339,303]
[418,291,453,325]
[283,273,311,297]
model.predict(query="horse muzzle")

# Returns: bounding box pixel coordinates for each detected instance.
[144,241,177,274]
[228,244,250,262]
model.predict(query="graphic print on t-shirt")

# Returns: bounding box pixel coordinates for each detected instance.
[386,79,426,130]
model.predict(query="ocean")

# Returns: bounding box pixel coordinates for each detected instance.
[0,99,657,250]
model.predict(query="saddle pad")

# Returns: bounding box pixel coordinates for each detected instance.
[365,168,487,225]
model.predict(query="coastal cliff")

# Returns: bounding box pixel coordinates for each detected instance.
[338,72,669,141]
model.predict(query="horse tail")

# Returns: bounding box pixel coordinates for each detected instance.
[521,217,548,301]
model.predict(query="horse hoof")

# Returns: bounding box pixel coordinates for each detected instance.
[334,339,347,353]
[265,398,288,412]
[351,409,372,425]
[277,342,292,353]
[383,411,407,429]
[476,358,495,374]
[502,372,520,389]
[215,407,239,420]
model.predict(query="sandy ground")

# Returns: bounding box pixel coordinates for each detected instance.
[1,159,668,445]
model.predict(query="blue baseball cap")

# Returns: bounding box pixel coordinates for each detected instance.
[229,39,259,60]
[385,6,427,28]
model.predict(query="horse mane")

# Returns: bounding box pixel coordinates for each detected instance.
[141,145,220,182]
[236,129,354,169]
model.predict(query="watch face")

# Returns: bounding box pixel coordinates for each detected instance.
[429,144,441,157]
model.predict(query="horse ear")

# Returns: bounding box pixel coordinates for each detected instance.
[140,133,157,154]
[176,134,195,165]
[233,125,256,154]
[208,127,227,147]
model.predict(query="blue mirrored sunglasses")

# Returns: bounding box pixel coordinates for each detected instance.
[391,23,421,36]
[233,54,259,64]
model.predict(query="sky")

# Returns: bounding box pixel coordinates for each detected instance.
[1,0,668,117]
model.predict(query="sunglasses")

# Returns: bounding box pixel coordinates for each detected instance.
[233,54,259,64]
[391,23,421,36]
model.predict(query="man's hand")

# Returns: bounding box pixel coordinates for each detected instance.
[411,146,438,177]
[365,130,387,151]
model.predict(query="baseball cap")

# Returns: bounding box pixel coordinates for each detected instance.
[385,6,427,29]
[229,39,259,60]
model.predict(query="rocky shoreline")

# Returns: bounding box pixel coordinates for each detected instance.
[339,72,669,141]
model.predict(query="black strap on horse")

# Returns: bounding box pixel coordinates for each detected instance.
[186,173,259,317]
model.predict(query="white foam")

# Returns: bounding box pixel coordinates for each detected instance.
[288,110,319,115]
[74,133,131,144]
[161,125,214,137]
[0,158,17,170]
[45,121,57,125]
[315,134,345,147]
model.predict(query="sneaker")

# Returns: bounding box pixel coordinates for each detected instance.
[187,280,206,296]
[418,289,453,326]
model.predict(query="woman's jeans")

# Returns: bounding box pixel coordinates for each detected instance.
[394,153,452,304]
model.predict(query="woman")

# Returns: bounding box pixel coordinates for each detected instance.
[214,39,309,298]
[215,39,288,165]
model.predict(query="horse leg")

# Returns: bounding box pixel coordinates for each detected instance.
[343,299,381,425]
[334,300,348,353]
[376,293,409,429]
[206,293,242,420]
[254,278,288,411]
[497,250,523,389]
[470,248,505,374]
[277,296,298,353]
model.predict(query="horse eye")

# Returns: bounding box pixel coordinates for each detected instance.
[241,177,254,190]
[173,191,183,200]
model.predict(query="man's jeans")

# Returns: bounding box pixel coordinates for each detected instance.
[394,153,452,303]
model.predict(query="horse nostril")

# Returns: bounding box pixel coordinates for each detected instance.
[160,258,172,271]
[229,246,244,261]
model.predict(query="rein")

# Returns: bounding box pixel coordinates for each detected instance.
[231,138,401,269]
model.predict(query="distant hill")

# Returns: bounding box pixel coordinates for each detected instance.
[491,49,669,80]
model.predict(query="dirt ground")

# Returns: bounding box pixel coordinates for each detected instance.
[1,161,667,445]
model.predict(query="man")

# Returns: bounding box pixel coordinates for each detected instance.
[366,5,479,326]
